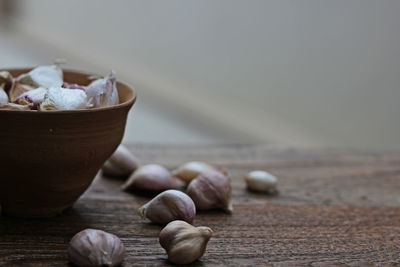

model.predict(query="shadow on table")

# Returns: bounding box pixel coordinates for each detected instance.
[0,206,99,237]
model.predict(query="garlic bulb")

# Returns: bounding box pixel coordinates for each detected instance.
[159,220,213,265]
[172,161,218,183]
[102,145,139,177]
[40,87,87,110]
[245,170,278,193]
[0,89,8,104]
[122,164,183,193]
[85,71,119,108]
[68,229,125,267]
[16,64,63,88]
[138,190,196,224]
[14,87,47,109]
[187,171,233,213]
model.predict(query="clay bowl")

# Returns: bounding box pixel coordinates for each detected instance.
[0,69,136,218]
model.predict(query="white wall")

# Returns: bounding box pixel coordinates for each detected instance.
[10,0,400,150]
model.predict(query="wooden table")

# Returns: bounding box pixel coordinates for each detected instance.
[1,144,400,266]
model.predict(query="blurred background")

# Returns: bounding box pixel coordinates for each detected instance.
[1,0,399,151]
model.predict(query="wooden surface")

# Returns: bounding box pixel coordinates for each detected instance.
[1,144,400,266]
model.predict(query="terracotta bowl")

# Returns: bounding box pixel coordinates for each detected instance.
[0,69,136,218]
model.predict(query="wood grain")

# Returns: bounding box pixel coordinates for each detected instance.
[1,144,400,266]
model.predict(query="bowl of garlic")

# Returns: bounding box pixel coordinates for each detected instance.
[0,65,136,217]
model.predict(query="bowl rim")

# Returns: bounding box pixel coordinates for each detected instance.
[0,68,137,113]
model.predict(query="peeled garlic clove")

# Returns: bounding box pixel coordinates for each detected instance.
[0,102,32,110]
[159,220,213,265]
[187,171,233,213]
[0,89,8,104]
[138,190,196,225]
[68,229,125,267]
[16,64,63,88]
[122,164,182,193]
[39,87,87,110]
[85,71,119,108]
[102,144,139,177]
[8,82,35,102]
[0,71,13,92]
[13,87,47,109]
[245,170,278,193]
[172,161,219,183]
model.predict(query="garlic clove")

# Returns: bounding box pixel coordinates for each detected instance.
[39,87,87,110]
[138,190,196,225]
[172,161,219,183]
[8,82,35,102]
[0,102,32,110]
[122,164,183,193]
[187,171,233,213]
[16,64,63,88]
[102,144,140,177]
[245,170,278,193]
[159,220,213,265]
[0,71,14,92]
[13,87,47,109]
[85,71,119,108]
[0,89,8,104]
[68,229,125,267]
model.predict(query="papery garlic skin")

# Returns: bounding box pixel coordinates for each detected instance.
[14,87,47,109]
[187,171,233,213]
[159,220,213,265]
[0,89,8,104]
[68,229,125,267]
[245,170,278,193]
[63,82,86,90]
[86,71,119,108]
[8,83,35,102]
[102,145,139,177]
[122,164,182,193]
[0,71,13,92]
[138,190,196,224]
[40,87,87,110]
[172,161,217,183]
[16,65,63,88]
[0,103,32,110]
